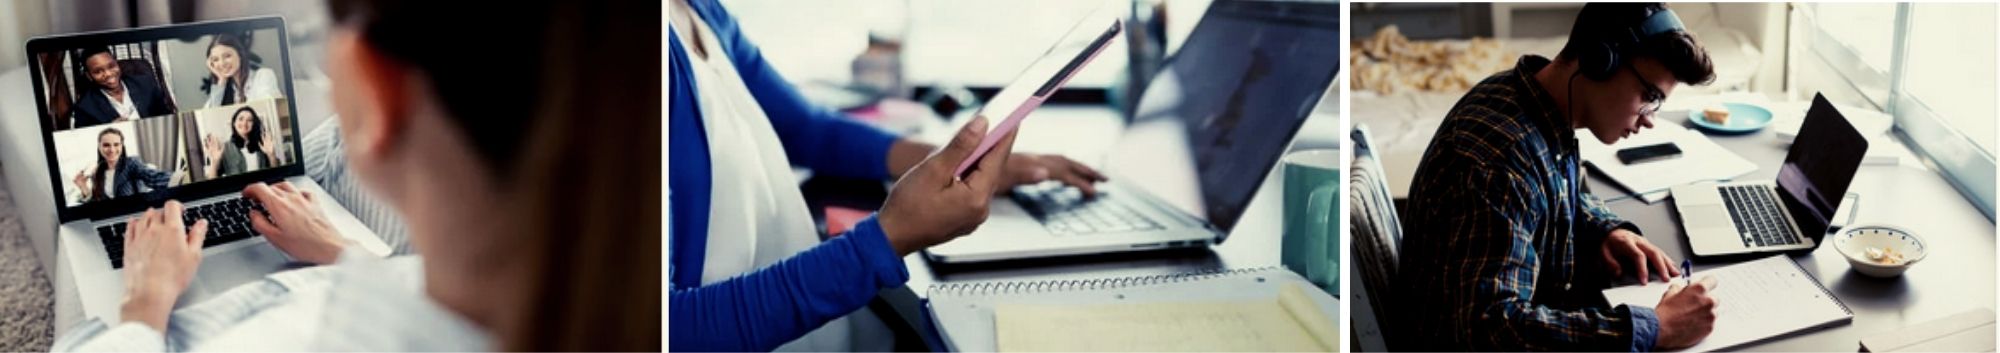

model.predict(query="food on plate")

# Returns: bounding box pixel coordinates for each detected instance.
[1703,105,1731,124]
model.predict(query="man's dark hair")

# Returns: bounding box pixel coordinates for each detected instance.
[78,46,113,62]
[1556,2,1716,85]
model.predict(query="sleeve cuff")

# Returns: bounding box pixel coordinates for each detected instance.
[1625,304,1661,352]
[1610,221,1641,237]
[846,215,910,288]
[53,319,167,352]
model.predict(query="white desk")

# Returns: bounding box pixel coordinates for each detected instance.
[1595,109,1996,351]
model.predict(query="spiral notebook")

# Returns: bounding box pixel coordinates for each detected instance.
[925,267,1340,352]
[1601,255,1852,352]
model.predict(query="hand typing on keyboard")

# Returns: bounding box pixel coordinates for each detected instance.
[999,153,1107,197]
[120,200,207,332]
[243,182,353,265]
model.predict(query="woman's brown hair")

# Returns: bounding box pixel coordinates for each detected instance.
[91,127,125,202]
[325,1,660,350]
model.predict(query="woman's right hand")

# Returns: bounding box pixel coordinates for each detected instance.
[202,135,223,164]
[876,116,1017,256]
[73,168,91,192]
[243,182,352,264]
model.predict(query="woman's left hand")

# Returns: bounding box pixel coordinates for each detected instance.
[120,201,208,331]
[259,131,277,159]
[1001,153,1107,196]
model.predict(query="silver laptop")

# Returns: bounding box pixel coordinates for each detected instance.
[1670,94,1867,257]
[25,17,392,323]
[924,0,1340,263]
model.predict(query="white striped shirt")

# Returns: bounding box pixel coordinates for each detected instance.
[52,250,488,351]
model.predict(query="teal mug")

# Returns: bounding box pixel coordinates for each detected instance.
[1281,149,1339,294]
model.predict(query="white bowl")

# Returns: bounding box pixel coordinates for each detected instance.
[1832,224,1927,278]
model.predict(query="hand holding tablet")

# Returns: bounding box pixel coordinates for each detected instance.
[952,6,1123,179]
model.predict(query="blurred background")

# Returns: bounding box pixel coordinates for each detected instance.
[706,0,1336,154]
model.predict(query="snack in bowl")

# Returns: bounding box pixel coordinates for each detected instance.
[1864,247,1906,266]
[1835,225,1926,278]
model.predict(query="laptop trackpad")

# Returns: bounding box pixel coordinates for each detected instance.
[176,244,293,308]
[1683,205,1736,230]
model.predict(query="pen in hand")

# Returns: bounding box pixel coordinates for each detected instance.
[1681,259,1693,286]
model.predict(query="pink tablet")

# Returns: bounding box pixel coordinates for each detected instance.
[953,10,1123,178]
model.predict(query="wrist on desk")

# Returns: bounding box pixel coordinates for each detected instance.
[118,286,174,331]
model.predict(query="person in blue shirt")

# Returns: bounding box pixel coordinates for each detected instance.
[669,0,1108,351]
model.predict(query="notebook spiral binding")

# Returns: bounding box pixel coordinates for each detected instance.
[1783,255,1854,315]
[927,266,1285,297]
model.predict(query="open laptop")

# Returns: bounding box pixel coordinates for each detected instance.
[1670,93,1868,257]
[925,0,1339,263]
[25,17,392,323]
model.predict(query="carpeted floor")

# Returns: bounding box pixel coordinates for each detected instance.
[0,175,54,351]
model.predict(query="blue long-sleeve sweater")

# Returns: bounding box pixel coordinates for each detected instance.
[669,0,910,350]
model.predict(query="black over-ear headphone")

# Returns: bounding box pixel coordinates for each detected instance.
[1578,8,1687,81]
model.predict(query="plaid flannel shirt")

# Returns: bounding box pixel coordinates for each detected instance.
[1395,55,1660,352]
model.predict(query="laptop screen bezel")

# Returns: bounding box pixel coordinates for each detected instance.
[26,16,302,223]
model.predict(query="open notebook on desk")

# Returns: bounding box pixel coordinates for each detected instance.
[1602,255,1852,352]
[926,267,1339,352]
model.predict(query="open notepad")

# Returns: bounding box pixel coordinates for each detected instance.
[926,267,1340,352]
[1601,255,1852,352]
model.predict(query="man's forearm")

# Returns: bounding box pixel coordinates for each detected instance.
[885,139,937,180]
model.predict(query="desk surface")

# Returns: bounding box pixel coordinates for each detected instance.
[1592,111,1996,351]
[892,103,1339,349]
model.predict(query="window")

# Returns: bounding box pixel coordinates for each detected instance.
[1796,3,1998,219]
[1901,4,1998,156]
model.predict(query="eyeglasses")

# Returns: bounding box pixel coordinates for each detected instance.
[1629,65,1666,118]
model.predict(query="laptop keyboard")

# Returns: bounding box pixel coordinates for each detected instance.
[1719,185,1803,248]
[95,197,266,269]
[1012,182,1163,236]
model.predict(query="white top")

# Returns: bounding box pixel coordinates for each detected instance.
[239,147,262,170]
[99,167,116,199]
[203,67,283,108]
[101,89,138,120]
[676,11,879,352]
[52,250,489,351]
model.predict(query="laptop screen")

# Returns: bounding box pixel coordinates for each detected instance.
[26,18,300,221]
[1776,93,1869,236]
[1113,0,1339,234]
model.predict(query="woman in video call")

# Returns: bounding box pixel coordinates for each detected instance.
[200,106,283,179]
[201,32,281,108]
[53,1,656,351]
[70,47,175,128]
[71,127,171,202]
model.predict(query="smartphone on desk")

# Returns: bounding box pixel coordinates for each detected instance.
[952,6,1123,179]
[1616,143,1683,165]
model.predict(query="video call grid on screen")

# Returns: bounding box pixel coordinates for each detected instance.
[26,17,302,221]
